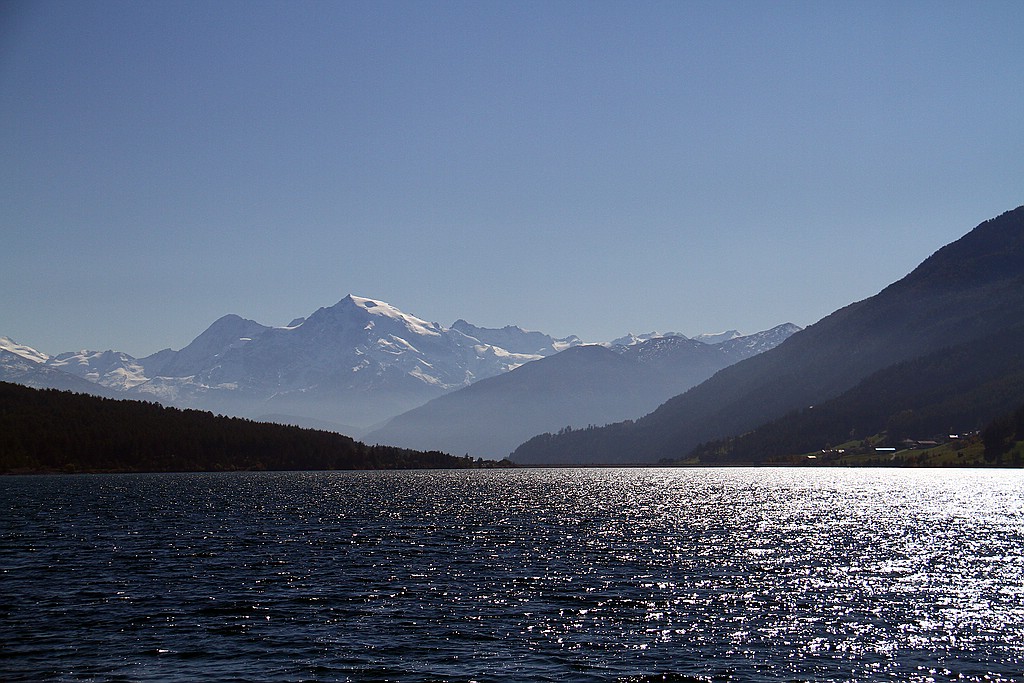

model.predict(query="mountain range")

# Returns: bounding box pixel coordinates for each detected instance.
[2,296,580,431]
[512,205,1024,465]
[2,296,791,441]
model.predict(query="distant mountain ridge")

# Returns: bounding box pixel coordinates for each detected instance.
[450,319,580,355]
[693,330,743,345]
[5,296,572,429]
[511,205,1024,464]
[4,296,782,437]
[367,323,800,458]
[0,347,120,397]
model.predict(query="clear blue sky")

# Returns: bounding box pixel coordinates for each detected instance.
[2,1,1022,357]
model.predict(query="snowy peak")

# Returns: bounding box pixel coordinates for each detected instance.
[694,330,743,345]
[1,347,116,396]
[718,323,802,359]
[617,324,801,364]
[0,336,49,364]
[621,335,712,361]
[451,319,580,356]
[116,294,557,426]
[46,349,149,390]
[148,314,271,377]
[608,331,687,347]
[609,327,790,349]
[306,295,443,339]
[345,295,443,337]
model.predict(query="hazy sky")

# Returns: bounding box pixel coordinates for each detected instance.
[2,1,1022,357]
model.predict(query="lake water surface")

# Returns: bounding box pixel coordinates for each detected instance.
[2,468,1023,682]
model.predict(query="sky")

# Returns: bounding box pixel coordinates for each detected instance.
[2,1,1022,358]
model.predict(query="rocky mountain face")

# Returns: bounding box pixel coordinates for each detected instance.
[511,205,1024,465]
[367,323,800,458]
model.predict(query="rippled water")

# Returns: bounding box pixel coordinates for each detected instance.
[2,468,1023,682]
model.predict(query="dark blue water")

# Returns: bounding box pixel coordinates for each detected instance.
[2,468,1022,682]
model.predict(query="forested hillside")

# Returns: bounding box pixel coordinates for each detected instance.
[0,382,489,473]
[982,402,1024,463]
[684,324,1024,464]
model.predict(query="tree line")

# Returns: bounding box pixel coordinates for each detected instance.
[982,402,1024,462]
[0,382,506,473]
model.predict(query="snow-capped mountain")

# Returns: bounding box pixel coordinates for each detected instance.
[4,297,561,430]
[116,295,557,428]
[45,349,149,390]
[717,323,802,358]
[3,294,798,438]
[450,319,581,356]
[0,336,50,364]
[612,324,800,365]
[141,314,273,378]
[0,345,117,396]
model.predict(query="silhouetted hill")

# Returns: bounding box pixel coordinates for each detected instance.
[512,205,1024,464]
[0,382,489,473]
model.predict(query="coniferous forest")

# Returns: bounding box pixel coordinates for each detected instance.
[982,402,1024,462]
[0,382,500,473]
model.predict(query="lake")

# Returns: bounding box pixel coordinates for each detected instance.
[2,468,1022,682]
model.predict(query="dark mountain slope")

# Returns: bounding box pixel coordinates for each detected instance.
[512,205,1024,464]
[687,323,1024,464]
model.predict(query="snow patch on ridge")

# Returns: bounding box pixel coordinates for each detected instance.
[0,336,49,364]
[45,349,150,389]
[608,331,687,347]
[694,330,743,344]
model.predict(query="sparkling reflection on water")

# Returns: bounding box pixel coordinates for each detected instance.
[2,468,1023,682]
